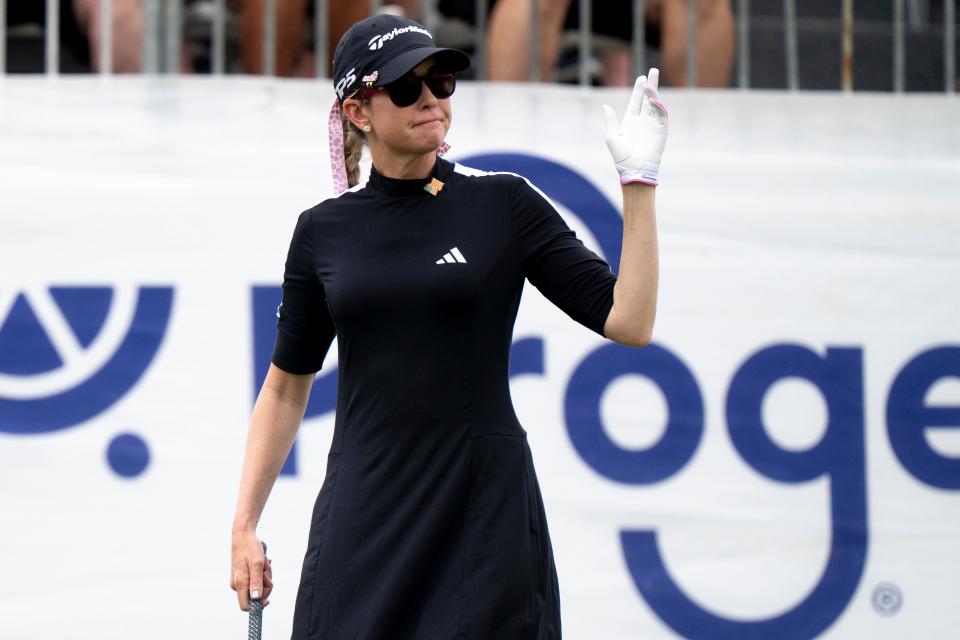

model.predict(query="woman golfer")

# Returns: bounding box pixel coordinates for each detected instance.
[230,13,667,639]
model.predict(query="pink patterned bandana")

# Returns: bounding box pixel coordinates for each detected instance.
[328,98,350,196]
[328,98,452,196]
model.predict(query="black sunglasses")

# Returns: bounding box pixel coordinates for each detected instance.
[356,70,457,108]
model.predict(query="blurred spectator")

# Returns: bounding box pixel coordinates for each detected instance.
[645,0,734,87]
[4,1,89,72]
[71,0,143,72]
[439,0,734,86]
[239,0,420,76]
[240,0,314,76]
[4,0,144,73]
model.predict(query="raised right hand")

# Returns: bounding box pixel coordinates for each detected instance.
[602,68,670,187]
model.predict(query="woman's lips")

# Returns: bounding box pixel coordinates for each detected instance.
[413,118,442,127]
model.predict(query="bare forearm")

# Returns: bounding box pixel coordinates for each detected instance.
[232,366,313,532]
[604,183,659,346]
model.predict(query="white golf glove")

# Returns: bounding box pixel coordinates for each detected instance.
[602,68,669,186]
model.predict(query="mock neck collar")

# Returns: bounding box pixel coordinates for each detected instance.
[367,156,454,198]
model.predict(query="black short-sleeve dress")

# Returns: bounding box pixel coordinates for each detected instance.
[274,156,617,640]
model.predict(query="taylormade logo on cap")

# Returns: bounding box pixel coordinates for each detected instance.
[367,25,432,51]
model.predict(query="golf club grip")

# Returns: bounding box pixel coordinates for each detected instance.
[247,541,268,640]
[248,600,264,640]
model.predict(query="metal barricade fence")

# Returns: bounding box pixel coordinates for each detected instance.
[0,0,956,92]
[46,0,58,75]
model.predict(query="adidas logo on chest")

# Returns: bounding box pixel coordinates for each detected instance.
[435,247,467,265]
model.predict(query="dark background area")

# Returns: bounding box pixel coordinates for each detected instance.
[746,0,957,91]
[3,0,958,91]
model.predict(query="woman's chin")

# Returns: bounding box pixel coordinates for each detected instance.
[412,134,446,153]
[413,123,447,147]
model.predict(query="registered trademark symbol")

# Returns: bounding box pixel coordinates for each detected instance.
[871,582,903,616]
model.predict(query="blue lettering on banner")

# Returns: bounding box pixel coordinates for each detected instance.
[566,342,703,484]
[0,287,174,433]
[0,292,71,374]
[0,286,174,477]
[622,345,868,639]
[887,346,960,489]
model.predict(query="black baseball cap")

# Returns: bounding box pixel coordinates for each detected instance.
[332,15,471,101]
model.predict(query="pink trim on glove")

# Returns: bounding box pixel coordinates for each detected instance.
[621,177,658,187]
[328,98,350,196]
[650,97,669,121]
[617,162,660,187]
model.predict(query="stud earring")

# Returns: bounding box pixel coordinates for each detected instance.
[362,125,371,133]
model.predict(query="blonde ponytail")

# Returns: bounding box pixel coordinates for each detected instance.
[341,111,366,188]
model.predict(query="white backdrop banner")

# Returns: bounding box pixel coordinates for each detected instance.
[1,77,959,639]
